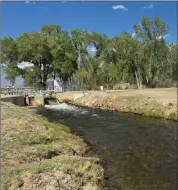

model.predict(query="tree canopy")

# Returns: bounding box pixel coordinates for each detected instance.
[1,16,177,90]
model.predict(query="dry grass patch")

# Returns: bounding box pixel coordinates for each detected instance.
[2,103,104,189]
[3,156,104,190]
[73,91,177,120]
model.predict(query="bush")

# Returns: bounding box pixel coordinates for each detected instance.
[113,82,136,90]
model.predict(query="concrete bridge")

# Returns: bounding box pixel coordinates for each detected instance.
[1,87,87,106]
[1,87,56,106]
[1,87,55,97]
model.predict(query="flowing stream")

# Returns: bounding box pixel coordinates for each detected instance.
[41,103,177,190]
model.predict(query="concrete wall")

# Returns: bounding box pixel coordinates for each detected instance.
[29,93,45,107]
[1,92,84,106]
[1,93,45,107]
[1,96,25,106]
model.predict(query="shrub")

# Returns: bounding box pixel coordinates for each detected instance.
[113,82,136,90]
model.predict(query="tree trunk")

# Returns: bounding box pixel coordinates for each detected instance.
[53,72,56,80]
[139,78,142,89]
[135,71,140,89]
[138,71,142,89]
[42,83,46,90]
[122,70,125,83]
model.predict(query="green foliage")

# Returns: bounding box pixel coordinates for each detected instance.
[1,37,19,63]
[1,16,177,90]
[168,112,177,120]
[4,63,24,85]
[132,16,174,88]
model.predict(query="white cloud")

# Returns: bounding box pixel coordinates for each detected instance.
[25,1,36,4]
[18,62,34,69]
[164,34,169,38]
[112,5,128,11]
[144,4,153,9]
[156,34,169,40]
[87,45,97,57]
[89,46,97,52]
[132,33,136,37]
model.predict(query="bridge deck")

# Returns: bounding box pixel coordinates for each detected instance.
[1,87,55,97]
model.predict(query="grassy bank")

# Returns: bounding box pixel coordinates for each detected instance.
[71,90,177,121]
[2,103,104,190]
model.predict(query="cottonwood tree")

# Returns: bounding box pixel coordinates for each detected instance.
[101,33,142,88]
[71,29,90,70]
[1,37,22,85]
[1,24,76,89]
[133,16,170,87]
[48,29,77,83]
[1,16,176,90]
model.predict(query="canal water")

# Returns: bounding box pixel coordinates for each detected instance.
[41,103,177,190]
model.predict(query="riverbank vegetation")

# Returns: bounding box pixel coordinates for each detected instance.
[1,16,177,90]
[2,103,104,189]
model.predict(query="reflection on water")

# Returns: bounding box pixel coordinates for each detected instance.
[42,103,177,190]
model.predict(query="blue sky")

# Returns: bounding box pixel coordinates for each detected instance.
[2,1,177,43]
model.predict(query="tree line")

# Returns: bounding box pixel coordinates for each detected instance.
[1,15,177,90]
